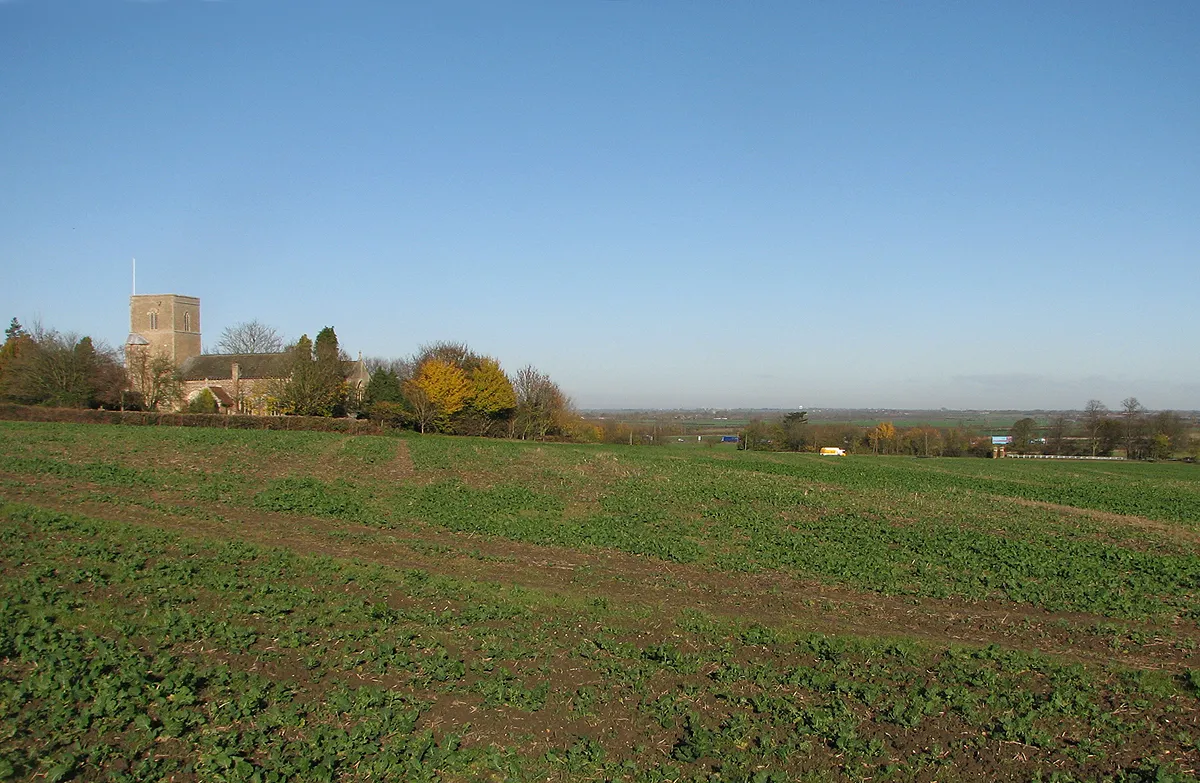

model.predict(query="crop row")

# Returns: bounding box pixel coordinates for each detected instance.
[2,502,1198,781]
[1,425,1198,620]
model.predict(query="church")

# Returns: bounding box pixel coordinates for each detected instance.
[125,294,368,414]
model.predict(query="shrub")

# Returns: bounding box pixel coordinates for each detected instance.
[186,389,219,415]
[367,401,415,430]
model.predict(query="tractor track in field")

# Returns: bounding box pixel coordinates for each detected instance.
[995,493,1200,545]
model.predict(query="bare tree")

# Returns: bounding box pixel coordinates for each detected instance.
[1083,399,1108,457]
[1046,415,1070,456]
[126,349,184,411]
[1150,411,1187,455]
[216,320,284,354]
[1121,396,1146,459]
[512,365,571,440]
[403,382,437,434]
[364,355,414,380]
[413,341,481,373]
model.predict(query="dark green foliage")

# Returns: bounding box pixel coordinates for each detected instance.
[4,318,24,342]
[365,367,405,405]
[280,330,348,417]
[740,410,812,452]
[364,368,415,427]
[185,388,219,414]
[314,326,339,364]
[0,329,125,409]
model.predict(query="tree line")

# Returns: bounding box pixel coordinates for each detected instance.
[1006,398,1194,460]
[358,341,577,439]
[0,320,127,409]
[4,316,1193,453]
[730,402,1197,460]
[215,322,580,439]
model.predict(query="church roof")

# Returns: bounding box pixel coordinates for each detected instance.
[126,333,150,346]
[180,353,292,381]
[179,353,367,383]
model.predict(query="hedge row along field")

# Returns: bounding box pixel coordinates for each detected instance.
[1,421,1198,781]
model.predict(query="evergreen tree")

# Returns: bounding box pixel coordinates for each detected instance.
[0,319,32,399]
[781,410,809,452]
[364,367,405,405]
[363,367,412,427]
[5,318,25,343]
[280,329,348,416]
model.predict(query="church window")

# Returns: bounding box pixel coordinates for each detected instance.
[184,312,192,332]
[149,312,158,330]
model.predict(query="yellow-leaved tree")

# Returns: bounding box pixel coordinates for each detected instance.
[405,358,471,433]
[870,421,897,455]
[469,357,517,418]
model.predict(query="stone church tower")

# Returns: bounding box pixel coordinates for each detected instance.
[126,294,202,366]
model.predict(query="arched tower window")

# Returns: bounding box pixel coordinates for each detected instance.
[184,312,192,332]
[149,312,158,330]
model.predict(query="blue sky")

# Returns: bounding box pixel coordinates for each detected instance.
[3,1,1197,410]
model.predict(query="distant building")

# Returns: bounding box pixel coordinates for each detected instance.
[125,294,367,414]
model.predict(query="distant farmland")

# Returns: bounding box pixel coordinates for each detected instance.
[2,421,1198,781]
[580,408,1074,444]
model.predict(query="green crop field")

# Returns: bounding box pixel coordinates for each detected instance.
[1,421,1198,782]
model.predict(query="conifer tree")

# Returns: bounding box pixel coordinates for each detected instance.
[280,329,349,416]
